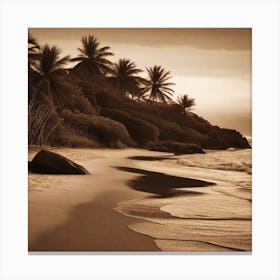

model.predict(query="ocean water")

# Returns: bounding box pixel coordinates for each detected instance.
[177,149,252,174]
[115,148,252,252]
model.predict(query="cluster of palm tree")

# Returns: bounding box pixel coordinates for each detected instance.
[29,33,195,105]
[28,33,196,144]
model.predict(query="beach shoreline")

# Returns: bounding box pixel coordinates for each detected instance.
[28,147,251,252]
[29,147,171,251]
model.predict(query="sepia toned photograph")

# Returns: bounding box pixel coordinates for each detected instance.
[28,28,252,252]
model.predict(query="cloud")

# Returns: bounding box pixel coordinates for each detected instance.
[29,28,252,51]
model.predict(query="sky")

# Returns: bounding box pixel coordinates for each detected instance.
[29,28,252,136]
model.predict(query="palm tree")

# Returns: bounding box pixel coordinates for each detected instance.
[107,58,144,98]
[28,33,41,102]
[28,33,41,83]
[28,33,41,70]
[176,94,196,115]
[71,35,113,80]
[143,65,175,103]
[31,44,76,108]
[29,44,73,145]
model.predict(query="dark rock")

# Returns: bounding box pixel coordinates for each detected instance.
[203,127,251,149]
[148,140,205,154]
[29,149,89,174]
[220,128,251,149]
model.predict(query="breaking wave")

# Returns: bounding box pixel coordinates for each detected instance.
[176,149,252,174]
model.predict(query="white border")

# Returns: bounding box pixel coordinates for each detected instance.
[1,0,279,279]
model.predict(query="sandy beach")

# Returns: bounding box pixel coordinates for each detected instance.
[27,28,252,253]
[29,148,162,251]
[28,147,251,252]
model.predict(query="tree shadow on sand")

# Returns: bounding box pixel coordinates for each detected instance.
[115,167,215,198]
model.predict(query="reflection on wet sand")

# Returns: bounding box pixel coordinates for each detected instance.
[115,166,215,197]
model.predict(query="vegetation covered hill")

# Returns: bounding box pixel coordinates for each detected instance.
[28,34,250,152]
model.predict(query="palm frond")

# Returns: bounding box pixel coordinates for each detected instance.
[71,34,113,77]
[108,58,143,98]
[176,94,196,114]
[143,65,175,103]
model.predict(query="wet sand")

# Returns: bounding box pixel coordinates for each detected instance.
[28,147,251,252]
[29,148,168,251]
[29,148,207,251]
[30,190,159,251]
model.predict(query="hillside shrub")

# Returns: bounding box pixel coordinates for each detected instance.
[60,109,135,147]
[50,125,97,147]
[101,108,159,145]
[126,109,203,144]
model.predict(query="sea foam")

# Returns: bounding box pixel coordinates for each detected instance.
[115,149,252,251]
[176,149,252,174]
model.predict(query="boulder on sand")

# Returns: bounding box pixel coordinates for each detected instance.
[29,149,89,175]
